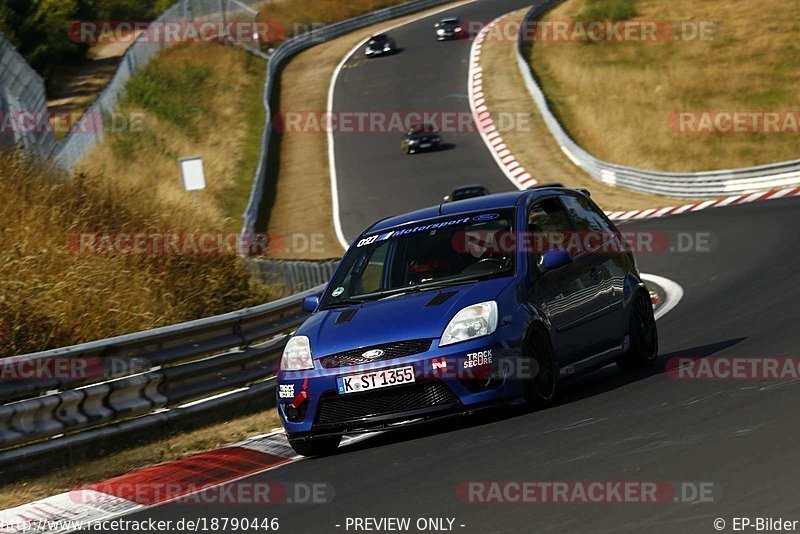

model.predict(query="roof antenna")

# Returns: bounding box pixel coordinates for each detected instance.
[437,202,444,216]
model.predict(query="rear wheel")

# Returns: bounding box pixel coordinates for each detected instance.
[289,435,342,457]
[523,328,557,409]
[617,290,658,372]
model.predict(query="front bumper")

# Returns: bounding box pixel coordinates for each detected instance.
[406,139,442,151]
[277,333,521,437]
[366,47,393,56]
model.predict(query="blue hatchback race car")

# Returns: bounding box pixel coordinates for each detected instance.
[277,187,657,456]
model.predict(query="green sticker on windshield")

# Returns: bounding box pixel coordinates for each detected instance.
[332,287,345,297]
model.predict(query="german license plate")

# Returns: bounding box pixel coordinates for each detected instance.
[337,366,415,395]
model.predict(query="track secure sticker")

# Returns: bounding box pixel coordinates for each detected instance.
[332,287,345,297]
[279,384,295,399]
[464,350,493,369]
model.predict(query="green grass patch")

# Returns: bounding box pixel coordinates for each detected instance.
[126,63,212,133]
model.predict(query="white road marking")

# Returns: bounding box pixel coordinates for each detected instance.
[641,273,684,321]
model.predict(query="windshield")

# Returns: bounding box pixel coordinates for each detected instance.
[321,210,516,308]
[409,124,436,135]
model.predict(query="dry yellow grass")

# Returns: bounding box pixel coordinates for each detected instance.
[0,151,273,355]
[0,408,281,509]
[530,0,800,171]
[480,9,693,212]
[267,0,476,259]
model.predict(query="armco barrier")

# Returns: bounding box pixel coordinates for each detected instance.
[248,258,341,295]
[514,1,800,198]
[0,284,323,472]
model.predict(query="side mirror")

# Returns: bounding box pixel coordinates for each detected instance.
[302,295,320,313]
[539,249,572,272]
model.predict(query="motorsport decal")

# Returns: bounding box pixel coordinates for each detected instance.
[356,216,476,247]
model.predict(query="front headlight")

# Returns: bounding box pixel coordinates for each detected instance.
[281,335,314,371]
[437,29,445,34]
[440,301,498,346]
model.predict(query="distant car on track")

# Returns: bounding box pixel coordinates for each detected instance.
[434,17,463,40]
[401,123,443,154]
[443,185,490,203]
[365,33,397,57]
[277,187,658,456]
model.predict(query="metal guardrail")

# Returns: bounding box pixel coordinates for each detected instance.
[248,258,340,295]
[238,0,462,243]
[515,1,800,198]
[0,284,323,472]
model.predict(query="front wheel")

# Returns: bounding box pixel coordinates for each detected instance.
[289,435,342,457]
[523,328,557,409]
[617,290,658,372]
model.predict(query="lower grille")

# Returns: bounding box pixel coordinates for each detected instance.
[316,382,458,426]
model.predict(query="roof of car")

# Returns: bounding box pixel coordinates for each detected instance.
[366,188,577,234]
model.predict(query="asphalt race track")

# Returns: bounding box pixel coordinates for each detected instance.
[113,198,800,533]
[332,0,538,241]
[115,0,800,531]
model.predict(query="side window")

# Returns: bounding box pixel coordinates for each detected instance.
[527,198,573,257]
[560,194,616,252]
[528,198,572,232]
[561,195,613,233]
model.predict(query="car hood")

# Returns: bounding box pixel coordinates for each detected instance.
[297,277,513,358]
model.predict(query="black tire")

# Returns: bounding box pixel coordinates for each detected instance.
[617,290,659,372]
[523,327,557,409]
[289,435,342,457]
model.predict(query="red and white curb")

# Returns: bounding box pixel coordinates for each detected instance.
[468,16,800,221]
[469,18,539,190]
[0,432,371,534]
[604,187,800,222]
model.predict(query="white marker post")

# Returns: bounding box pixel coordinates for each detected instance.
[179,156,206,205]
